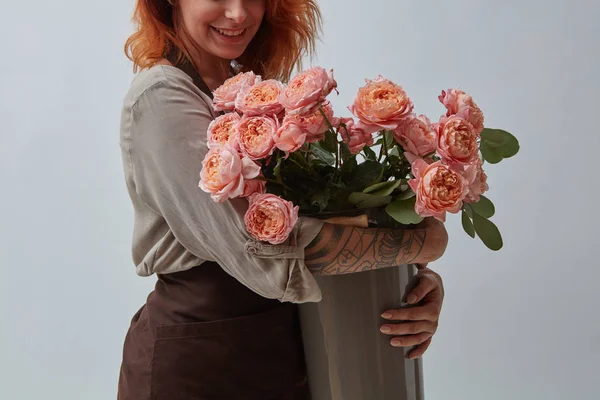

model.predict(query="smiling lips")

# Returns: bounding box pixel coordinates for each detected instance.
[211,26,246,37]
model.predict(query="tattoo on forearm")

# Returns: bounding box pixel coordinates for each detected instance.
[305,225,426,275]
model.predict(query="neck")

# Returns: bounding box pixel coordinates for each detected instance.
[186,46,230,91]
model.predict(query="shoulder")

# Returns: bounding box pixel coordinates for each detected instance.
[123,65,215,116]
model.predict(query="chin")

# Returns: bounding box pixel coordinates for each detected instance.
[212,48,246,61]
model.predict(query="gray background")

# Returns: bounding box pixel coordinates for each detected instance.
[0,0,598,399]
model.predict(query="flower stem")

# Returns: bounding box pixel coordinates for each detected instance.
[381,131,390,164]
[261,177,301,195]
[318,105,335,131]
[335,140,340,170]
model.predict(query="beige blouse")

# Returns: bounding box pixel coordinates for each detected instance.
[119,65,324,303]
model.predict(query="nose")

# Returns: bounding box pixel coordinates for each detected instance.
[224,0,248,25]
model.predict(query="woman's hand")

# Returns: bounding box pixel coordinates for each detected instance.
[379,265,445,359]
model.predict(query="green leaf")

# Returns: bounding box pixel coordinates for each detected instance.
[480,128,520,163]
[480,140,504,164]
[384,130,395,148]
[388,155,401,165]
[340,141,352,163]
[348,160,384,190]
[363,180,402,196]
[311,188,331,212]
[340,156,358,181]
[464,203,474,219]
[273,156,283,181]
[473,213,503,251]
[481,129,505,147]
[348,192,392,209]
[363,146,377,161]
[461,210,476,238]
[357,195,392,209]
[470,195,495,218]
[389,145,401,157]
[499,132,520,158]
[289,150,311,170]
[395,189,416,201]
[311,142,335,166]
[385,197,424,225]
[321,130,338,153]
[348,192,374,205]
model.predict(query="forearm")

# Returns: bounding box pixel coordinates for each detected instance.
[305,222,445,275]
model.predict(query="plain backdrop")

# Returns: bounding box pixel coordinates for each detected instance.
[1,0,598,399]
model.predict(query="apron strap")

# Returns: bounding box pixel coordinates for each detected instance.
[165,47,214,99]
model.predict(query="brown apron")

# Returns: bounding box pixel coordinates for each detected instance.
[117,55,310,400]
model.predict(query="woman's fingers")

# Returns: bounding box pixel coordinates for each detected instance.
[380,320,437,336]
[389,332,432,347]
[381,303,439,322]
[405,273,439,304]
[407,337,432,359]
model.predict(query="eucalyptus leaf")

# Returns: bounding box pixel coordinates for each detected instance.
[348,161,384,190]
[394,189,416,201]
[348,192,375,205]
[389,146,401,157]
[480,128,505,147]
[363,180,401,196]
[322,130,338,153]
[357,195,392,209]
[496,129,520,158]
[340,141,352,163]
[388,155,401,165]
[311,188,331,212]
[463,204,474,219]
[473,213,503,251]
[348,192,392,208]
[480,140,504,164]
[384,130,395,148]
[340,157,358,181]
[480,128,520,163]
[273,157,283,181]
[311,142,335,166]
[385,197,424,225]
[289,150,311,170]
[363,146,377,161]
[462,210,476,238]
[470,195,495,218]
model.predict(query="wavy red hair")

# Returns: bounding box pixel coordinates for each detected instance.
[124,0,322,81]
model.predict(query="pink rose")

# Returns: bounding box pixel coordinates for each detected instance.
[213,71,261,112]
[279,67,338,115]
[348,76,414,133]
[199,144,261,203]
[244,193,299,245]
[438,89,484,135]
[436,115,479,166]
[235,79,284,116]
[274,120,307,153]
[283,101,334,143]
[408,159,469,222]
[235,115,278,160]
[394,115,437,156]
[464,160,489,203]
[338,117,374,154]
[242,178,267,198]
[207,112,241,149]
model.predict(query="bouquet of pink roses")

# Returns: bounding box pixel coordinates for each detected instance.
[199,67,519,250]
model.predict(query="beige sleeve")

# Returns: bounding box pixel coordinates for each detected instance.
[128,76,323,303]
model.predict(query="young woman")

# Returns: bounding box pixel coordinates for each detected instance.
[117,0,448,399]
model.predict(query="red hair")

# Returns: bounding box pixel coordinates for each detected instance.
[124,0,322,81]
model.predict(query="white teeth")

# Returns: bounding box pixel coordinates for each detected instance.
[214,27,245,37]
